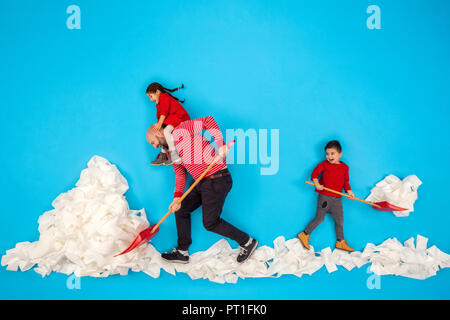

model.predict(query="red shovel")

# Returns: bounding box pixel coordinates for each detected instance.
[304,181,408,211]
[115,139,236,257]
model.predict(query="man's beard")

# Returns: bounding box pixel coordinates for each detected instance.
[157,136,168,149]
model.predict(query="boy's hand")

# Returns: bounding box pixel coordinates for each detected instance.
[169,197,181,212]
[314,182,324,191]
[347,190,356,200]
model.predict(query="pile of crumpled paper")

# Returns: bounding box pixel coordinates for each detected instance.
[1,156,158,277]
[168,234,450,283]
[2,156,448,283]
[366,174,422,217]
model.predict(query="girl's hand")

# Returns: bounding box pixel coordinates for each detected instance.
[347,190,356,200]
[169,197,181,212]
[153,122,162,131]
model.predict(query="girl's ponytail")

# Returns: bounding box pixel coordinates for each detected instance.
[146,82,185,103]
[162,83,184,93]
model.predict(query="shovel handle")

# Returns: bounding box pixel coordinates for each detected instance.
[304,180,381,208]
[151,140,236,233]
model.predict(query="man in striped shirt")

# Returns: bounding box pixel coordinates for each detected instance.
[146,116,258,264]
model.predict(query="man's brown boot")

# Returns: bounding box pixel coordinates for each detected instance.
[335,239,354,252]
[297,232,310,250]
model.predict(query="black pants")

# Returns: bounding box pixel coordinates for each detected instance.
[175,169,250,251]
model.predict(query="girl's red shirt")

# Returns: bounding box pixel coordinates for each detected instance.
[156,92,190,127]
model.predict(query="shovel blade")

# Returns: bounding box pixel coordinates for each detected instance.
[114,225,159,257]
[373,201,408,212]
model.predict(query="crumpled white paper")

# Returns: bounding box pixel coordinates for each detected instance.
[365,174,422,217]
[2,157,448,283]
[1,156,157,277]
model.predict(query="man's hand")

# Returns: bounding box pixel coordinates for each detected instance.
[218,145,229,158]
[169,197,181,212]
[347,190,356,200]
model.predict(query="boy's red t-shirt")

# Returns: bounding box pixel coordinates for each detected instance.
[156,92,190,128]
[310,160,351,198]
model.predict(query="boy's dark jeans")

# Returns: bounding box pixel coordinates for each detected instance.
[175,169,250,251]
[304,194,344,240]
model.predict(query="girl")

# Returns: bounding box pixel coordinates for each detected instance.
[146,82,190,165]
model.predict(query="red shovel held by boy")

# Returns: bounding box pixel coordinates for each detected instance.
[115,139,236,257]
[304,181,408,211]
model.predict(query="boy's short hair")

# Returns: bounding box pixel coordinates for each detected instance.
[325,140,342,153]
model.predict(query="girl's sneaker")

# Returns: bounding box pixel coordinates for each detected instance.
[161,248,189,264]
[151,152,168,165]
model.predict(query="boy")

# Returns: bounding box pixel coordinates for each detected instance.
[297,140,355,252]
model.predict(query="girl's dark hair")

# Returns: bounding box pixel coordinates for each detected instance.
[146,82,185,103]
[325,140,342,153]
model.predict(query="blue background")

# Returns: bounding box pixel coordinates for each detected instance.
[1,0,449,299]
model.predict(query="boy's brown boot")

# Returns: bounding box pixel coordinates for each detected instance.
[335,239,354,252]
[297,232,310,250]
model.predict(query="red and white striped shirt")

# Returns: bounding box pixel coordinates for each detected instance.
[172,116,227,198]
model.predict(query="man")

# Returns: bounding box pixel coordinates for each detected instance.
[146,116,258,264]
